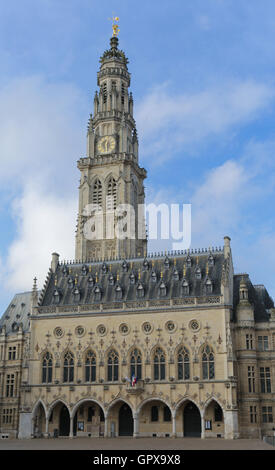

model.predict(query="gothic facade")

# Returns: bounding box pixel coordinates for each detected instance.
[0,35,274,441]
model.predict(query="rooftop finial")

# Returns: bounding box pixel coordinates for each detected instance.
[109,15,120,37]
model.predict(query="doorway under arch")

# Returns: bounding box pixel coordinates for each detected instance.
[59,404,71,436]
[119,403,133,436]
[183,402,201,437]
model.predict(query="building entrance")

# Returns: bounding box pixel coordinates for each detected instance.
[118,403,133,436]
[183,402,201,437]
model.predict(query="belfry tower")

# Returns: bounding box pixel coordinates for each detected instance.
[75,27,147,261]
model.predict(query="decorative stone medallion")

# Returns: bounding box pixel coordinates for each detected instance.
[54,326,64,338]
[142,322,153,335]
[119,323,130,335]
[96,324,107,336]
[165,320,177,333]
[189,319,200,332]
[75,325,85,337]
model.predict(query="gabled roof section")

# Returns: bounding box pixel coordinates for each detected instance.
[233,274,274,322]
[39,249,226,308]
[0,291,32,335]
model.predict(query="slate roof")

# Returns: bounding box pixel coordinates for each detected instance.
[233,274,274,323]
[0,291,32,335]
[39,250,225,307]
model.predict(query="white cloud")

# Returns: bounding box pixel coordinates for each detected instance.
[4,182,77,292]
[135,80,275,162]
[0,75,86,189]
[0,75,87,294]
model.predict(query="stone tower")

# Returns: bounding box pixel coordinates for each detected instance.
[75,35,147,261]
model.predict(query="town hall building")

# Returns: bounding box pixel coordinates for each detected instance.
[0,29,274,441]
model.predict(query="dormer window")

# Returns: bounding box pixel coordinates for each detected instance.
[173,268,179,281]
[136,282,144,299]
[164,256,170,269]
[122,260,128,272]
[208,254,214,266]
[108,273,115,286]
[129,272,135,284]
[94,286,102,302]
[195,267,201,280]
[159,281,167,298]
[143,258,149,270]
[73,287,80,303]
[82,265,88,275]
[186,256,192,268]
[151,270,157,282]
[88,276,94,288]
[101,262,107,274]
[67,277,74,288]
[62,266,68,276]
[53,288,61,304]
[205,279,213,294]
[182,279,189,296]
[115,284,123,300]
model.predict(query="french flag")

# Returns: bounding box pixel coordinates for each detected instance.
[131,375,137,386]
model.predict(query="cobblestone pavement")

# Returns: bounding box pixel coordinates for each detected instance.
[0,437,273,450]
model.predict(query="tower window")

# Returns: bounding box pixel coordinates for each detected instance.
[107,177,117,210]
[92,178,102,208]
[102,82,107,104]
[121,83,125,105]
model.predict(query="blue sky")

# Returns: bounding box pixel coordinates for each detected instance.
[0,0,275,314]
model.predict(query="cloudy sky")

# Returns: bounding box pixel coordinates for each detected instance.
[0,0,275,314]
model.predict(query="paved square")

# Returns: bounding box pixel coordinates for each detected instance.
[0,437,273,450]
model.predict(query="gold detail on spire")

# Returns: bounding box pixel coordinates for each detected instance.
[96,272,98,283]
[89,265,92,273]
[109,16,120,37]
[183,264,186,277]
[54,276,57,286]
[138,268,141,280]
[160,270,163,279]
[75,274,78,285]
[206,263,209,276]
[117,272,120,282]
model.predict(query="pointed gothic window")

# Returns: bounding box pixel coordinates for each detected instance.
[85,350,96,382]
[102,82,107,104]
[107,349,119,381]
[63,351,74,383]
[42,352,53,383]
[92,178,102,208]
[153,347,166,380]
[106,177,117,211]
[177,347,190,380]
[202,344,215,379]
[130,349,142,380]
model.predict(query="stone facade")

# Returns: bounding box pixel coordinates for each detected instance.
[0,35,274,441]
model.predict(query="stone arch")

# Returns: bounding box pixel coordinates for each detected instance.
[31,399,47,438]
[137,396,172,416]
[71,398,105,419]
[31,398,47,418]
[137,397,173,438]
[203,396,226,417]
[174,396,202,415]
[107,397,134,415]
[107,398,134,437]
[48,398,71,418]
[203,397,225,438]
